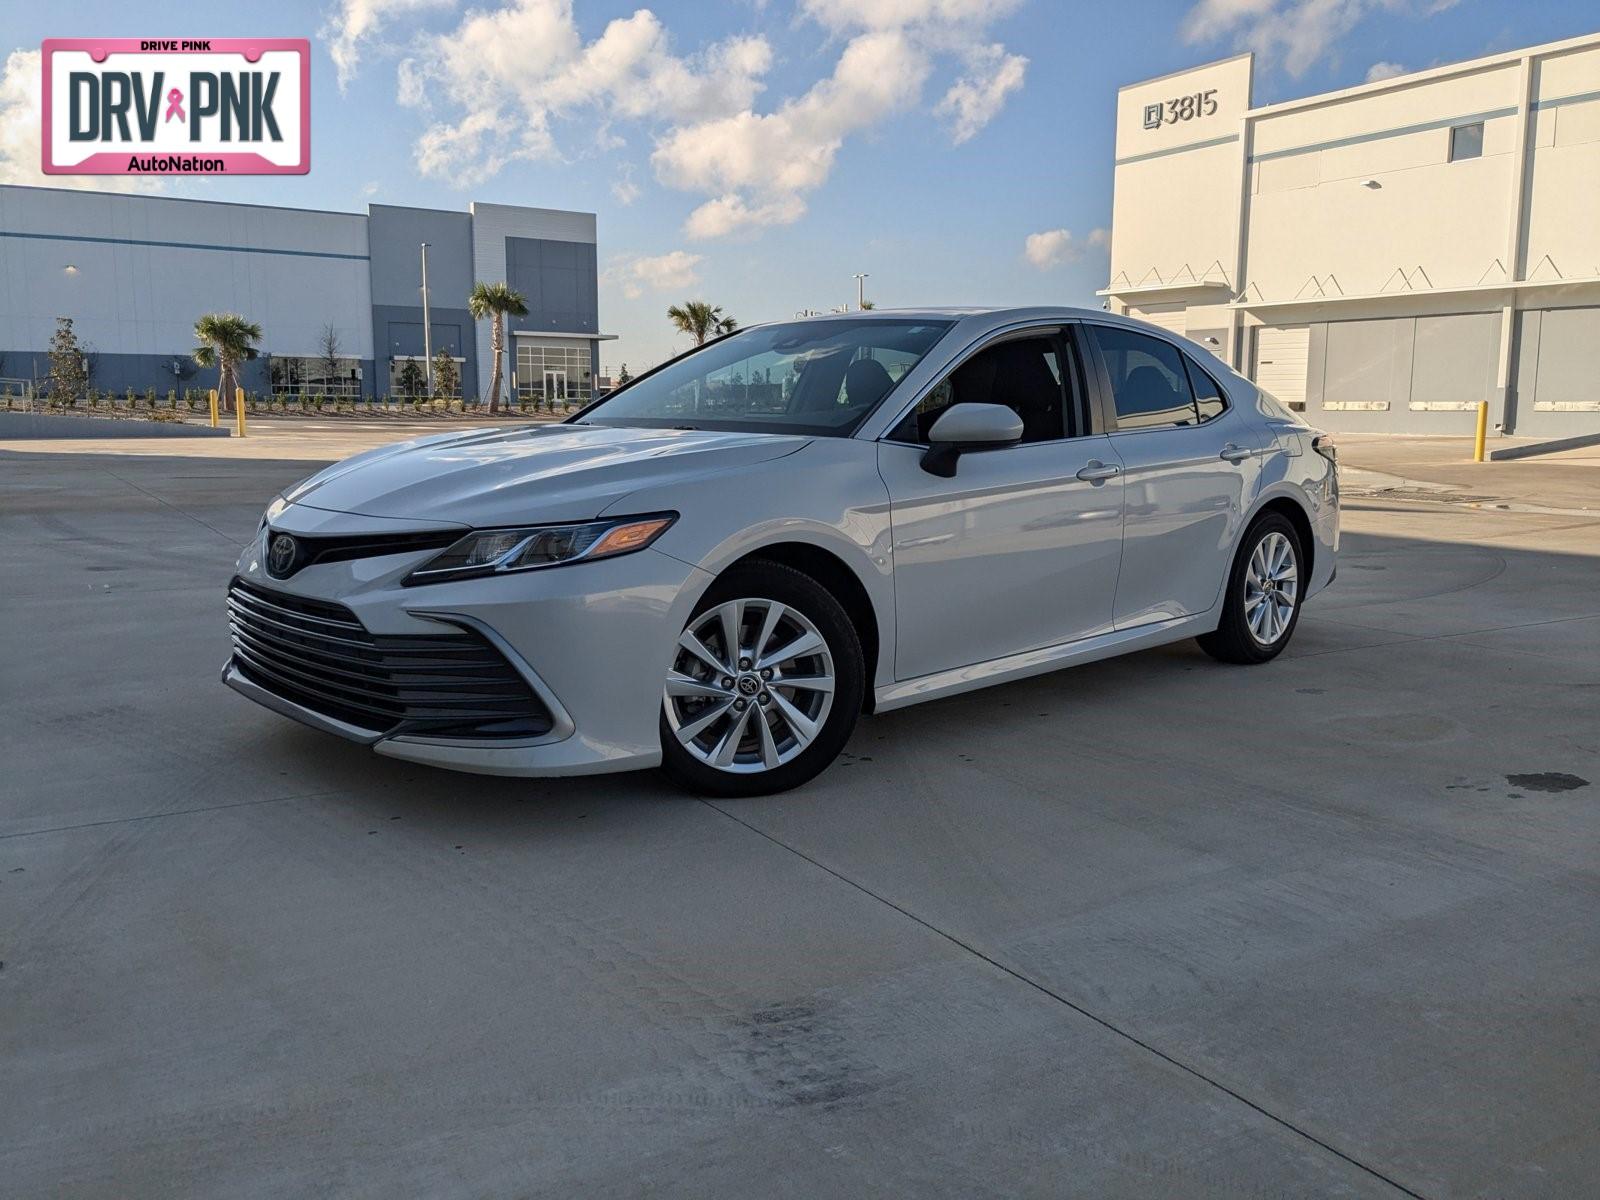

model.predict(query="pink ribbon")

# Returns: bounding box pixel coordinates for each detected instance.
[164,88,185,123]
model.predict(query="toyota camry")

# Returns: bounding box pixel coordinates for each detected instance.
[225,308,1338,796]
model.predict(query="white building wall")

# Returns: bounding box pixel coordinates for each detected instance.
[1104,31,1600,437]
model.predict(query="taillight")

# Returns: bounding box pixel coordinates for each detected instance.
[1312,434,1337,464]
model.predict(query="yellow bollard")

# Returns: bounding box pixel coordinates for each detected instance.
[1473,399,1488,462]
[235,387,247,437]
[208,389,219,427]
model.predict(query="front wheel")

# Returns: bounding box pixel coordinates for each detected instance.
[660,562,864,797]
[1198,512,1304,664]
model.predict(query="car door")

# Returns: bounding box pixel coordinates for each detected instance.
[1085,324,1267,629]
[876,325,1126,681]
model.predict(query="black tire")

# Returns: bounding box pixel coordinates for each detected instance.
[1197,511,1305,665]
[659,561,865,797]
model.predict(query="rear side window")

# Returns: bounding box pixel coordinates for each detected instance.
[1185,357,1228,422]
[1092,327,1198,430]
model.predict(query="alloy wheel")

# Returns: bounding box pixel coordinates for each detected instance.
[665,598,836,774]
[1244,530,1299,645]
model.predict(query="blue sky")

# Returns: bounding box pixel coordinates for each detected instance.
[3,1,1596,372]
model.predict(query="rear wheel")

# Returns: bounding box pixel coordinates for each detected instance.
[660,562,864,797]
[1198,512,1304,664]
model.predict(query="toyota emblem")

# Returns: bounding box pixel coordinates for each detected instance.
[267,533,299,578]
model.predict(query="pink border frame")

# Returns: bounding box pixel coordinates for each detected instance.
[41,38,310,175]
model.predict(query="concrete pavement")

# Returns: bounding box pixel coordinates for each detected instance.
[1338,433,1600,512]
[2,443,1597,1198]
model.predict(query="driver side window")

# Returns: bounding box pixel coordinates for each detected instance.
[892,330,1081,445]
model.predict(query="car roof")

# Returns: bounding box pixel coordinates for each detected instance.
[777,306,1153,332]
[785,306,1102,320]
[747,307,1223,359]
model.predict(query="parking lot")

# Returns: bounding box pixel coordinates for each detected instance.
[3,430,1597,1198]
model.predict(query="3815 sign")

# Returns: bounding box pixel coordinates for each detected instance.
[1143,89,1219,130]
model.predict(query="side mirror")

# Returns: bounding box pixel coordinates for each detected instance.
[920,402,1023,477]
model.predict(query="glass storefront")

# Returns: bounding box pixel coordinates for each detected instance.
[515,338,592,409]
[269,355,363,397]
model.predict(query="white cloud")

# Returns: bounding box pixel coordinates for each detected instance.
[400,0,1028,238]
[1024,227,1108,270]
[1181,0,1458,77]
[399,1,773,185]
[321,0,457,91]
[1365,60,1407,82]
[611,165,641,206]
[0,49,158,192]
[606,249,703,299]
[936,43,1027,144]
[651,2,1028,237]
[800,0,1025,33]
[683,193,808,240]
[412,108,543,187]
[652,31,927,214]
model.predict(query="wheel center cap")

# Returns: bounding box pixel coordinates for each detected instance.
[736,674,761,697]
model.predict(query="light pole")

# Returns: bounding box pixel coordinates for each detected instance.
[420,242,434,395]
[853,272,869,311]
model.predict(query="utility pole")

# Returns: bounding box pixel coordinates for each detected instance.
[853,273,869,311]
[420,242,434,395]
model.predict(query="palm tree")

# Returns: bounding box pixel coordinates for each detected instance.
[468,281,529,415]
[667,300,737,347]
[193,313,262,413]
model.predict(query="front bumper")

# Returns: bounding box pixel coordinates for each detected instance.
[224,521,710,776]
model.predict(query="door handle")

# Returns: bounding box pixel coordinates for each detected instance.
[1219,444,1254,463]
[1076,461,1121,482]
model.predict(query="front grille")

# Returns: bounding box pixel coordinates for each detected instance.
[227,578,553,739]
[263,527,462,580]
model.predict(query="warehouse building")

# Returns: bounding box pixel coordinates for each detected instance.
[1104,30,1600,437]
[0,185,609,406]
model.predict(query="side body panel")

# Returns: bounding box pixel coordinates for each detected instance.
[1101,407,1268,626]
[601,437,899,693]
[876,437,1125,679]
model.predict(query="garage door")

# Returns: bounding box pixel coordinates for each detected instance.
[1131,303,1187,337]
[1252,325,1310,410]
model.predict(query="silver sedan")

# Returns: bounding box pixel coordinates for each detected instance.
[225,308,1338,795]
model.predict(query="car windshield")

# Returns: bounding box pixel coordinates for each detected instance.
[577,318,953,436]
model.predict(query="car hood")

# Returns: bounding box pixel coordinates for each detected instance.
[282,423,809,527]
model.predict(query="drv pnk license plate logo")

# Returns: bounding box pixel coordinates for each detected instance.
[41,39,309,176]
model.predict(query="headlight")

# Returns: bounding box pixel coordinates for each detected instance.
[260,494,288,529]
[403,514,676,585]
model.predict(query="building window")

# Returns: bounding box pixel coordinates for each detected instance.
[388,356,464,398]
[515,340,592,409]
[1449,122,1483,162]
[270,356,363,397]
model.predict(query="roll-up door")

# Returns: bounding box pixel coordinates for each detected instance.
[1251,325,1310,410]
